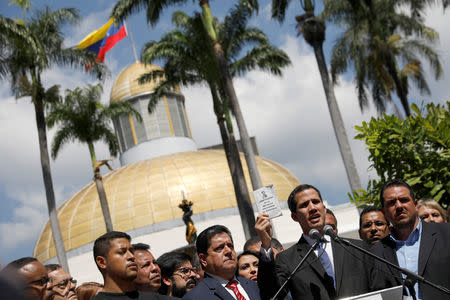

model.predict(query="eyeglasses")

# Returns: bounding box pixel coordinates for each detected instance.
[361,221,387,229]
[49,278,77,290]
[27,276,50,287]
[174,267,198,278]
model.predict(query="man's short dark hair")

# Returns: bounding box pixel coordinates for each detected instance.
[379,179,415,207]
[243,236,283,252]
[1,257,37,275]
[157,251,191,295]
[243,237,260,252]
[93,231,131,262]
[132,243,150,251]
[44,264,61,272]
[326,208,337,225]
[288,184,322,213]
[359,206,388,227]
[196,225,233,255]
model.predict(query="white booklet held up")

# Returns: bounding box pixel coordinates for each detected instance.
[253,184,283,219]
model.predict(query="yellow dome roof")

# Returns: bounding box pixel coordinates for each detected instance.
[110,61,164,103]
[34,150,300,262]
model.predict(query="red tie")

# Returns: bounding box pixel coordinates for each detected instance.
[226,280,247,300]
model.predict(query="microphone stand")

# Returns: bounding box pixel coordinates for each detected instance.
[324,227,450,297]
[270,239,321,300]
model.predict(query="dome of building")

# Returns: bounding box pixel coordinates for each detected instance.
[110,61,166,103]
[34,150,300,262]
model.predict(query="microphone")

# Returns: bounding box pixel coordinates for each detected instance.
[309,229,327,243]
[323,225,340,242]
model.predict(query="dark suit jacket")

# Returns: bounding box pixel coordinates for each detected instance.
[370,221,450,299]
[258,236,380,300]
[182,274,261,300]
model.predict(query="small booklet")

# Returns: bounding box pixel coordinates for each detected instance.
[253,184,283,218]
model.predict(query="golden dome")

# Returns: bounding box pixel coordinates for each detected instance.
[34,150,300,262]
[110,61,164,103]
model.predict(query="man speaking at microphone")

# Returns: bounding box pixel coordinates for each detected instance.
[256,184,379,300]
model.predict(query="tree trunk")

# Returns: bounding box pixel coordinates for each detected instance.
[312,43,362,192]
[88,142,114,232]
[33,99,69,271]
[199,2,262,191]
[385,53,411,117]
[211,89,257,239]
[200,2,257,239]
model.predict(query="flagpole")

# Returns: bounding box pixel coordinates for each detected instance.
[125,17,139,62]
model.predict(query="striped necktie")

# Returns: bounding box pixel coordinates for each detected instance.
[226,279,247,300]
[318,242,336,288]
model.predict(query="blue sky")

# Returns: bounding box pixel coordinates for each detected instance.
[0,1,448,266]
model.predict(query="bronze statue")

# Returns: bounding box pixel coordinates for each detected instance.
[179,195,197,244]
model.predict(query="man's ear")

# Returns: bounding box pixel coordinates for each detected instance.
[198,253,207,269]
[291,212,298,222]
[358,229,363,240]
[162,275,172,287]
[95,256,107,271]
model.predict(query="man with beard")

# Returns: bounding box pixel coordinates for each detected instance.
[157,252,197,297]
[182,225,260,300]
[256,184,381,300]
[371,179,450,299]
[132,243,161,293]
[44,264,77,300]
[1,257,50,300]
[92,231,174,300]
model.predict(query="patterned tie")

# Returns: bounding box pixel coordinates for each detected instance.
[226,280,247,300]
[318,242,336,288]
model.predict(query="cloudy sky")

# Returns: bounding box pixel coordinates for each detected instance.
[0,1,448,265]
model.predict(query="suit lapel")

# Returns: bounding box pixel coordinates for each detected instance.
[237,276,258,300]
[297,237,327,281]
[202,276,235,300]
[331,239,344,293]
[382,239,403,284]
[418,223,437,276]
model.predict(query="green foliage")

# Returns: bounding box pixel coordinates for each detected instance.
[46,83,142,162]
[350,102,450,208]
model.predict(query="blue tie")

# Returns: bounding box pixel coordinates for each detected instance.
[318,242,336,288]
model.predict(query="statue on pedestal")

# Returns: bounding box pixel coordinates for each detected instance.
[178,192,197,244]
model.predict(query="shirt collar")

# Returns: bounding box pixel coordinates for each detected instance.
[206,272,239,285]
[302,232,330,246]
[389,218,422,246]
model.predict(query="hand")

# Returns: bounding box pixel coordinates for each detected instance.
[255,214,273,250]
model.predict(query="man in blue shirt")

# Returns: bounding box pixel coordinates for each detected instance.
[371,179,450,299]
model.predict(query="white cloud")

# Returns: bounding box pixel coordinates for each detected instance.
[0,2,449,260]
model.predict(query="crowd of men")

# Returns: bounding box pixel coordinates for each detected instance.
[1,179,449,300]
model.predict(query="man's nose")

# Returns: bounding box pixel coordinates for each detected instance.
[126,250,135,260]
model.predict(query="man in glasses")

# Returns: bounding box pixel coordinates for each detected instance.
[1,257,49,300]
[44,264,77,300]
[132,243,162,293]
[358,206,390,245]
[157,252,198,298]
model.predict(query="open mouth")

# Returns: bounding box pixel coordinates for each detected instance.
[309,214,321,222]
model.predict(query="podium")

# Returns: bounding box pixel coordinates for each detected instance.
[339,286,403,300]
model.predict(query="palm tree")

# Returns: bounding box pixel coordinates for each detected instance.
[271,0,362,192]
[112,0,264,195]
[322,0,443,117]
[46,83,142,233]
[136,3,290,239]
[0,7,106,271]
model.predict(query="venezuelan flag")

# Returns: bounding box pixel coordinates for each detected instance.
[77,18,127,63]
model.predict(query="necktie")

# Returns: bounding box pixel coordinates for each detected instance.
[318,242,336,288]
[226,280,247,300]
